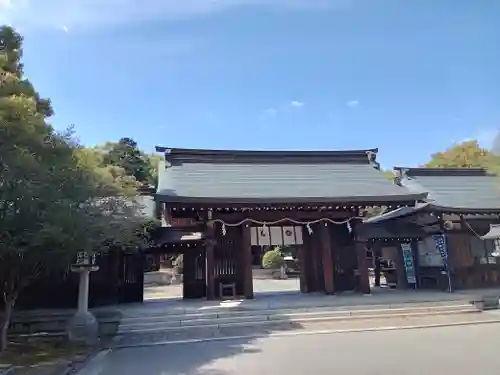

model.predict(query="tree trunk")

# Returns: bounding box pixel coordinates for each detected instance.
[0,298,14,353]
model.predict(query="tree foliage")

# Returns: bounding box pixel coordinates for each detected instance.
[425,140,500,173]
[103,138,151,185]
[0,25,159,352]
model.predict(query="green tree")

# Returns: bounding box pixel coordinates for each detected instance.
[103,138,151,184]
[0,26,155,352]
[74,146,141,196]
[425,140,500,172]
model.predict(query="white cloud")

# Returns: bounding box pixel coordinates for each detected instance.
[258,107,277,121]
[0,0,350,31]
[290,100,305,108]
[61,25,69,33]
[263,108,277,116]
[347,99,359,108]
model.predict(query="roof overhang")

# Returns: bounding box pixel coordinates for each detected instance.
[155,193,427,205]
[152,227,205,245]
[363,203,431,224]
[357,221,428,241]
[364,202,500,225]
[480,224,500,240]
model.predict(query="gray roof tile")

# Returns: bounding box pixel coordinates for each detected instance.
[155,148,424,204]
[394,168,500,210]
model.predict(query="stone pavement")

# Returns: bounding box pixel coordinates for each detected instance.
[144,278,301,301]
[126,287,498,317]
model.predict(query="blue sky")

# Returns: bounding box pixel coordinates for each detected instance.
[2,0,500,168]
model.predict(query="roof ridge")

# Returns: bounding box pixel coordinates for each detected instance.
[155,146,379,164]
[393,167,491,177]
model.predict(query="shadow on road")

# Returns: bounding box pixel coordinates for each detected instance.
[110,298,303,375]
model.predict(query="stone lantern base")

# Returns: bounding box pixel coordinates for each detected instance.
[67,310,99,345]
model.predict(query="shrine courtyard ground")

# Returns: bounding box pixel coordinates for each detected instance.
[76,318,500,375]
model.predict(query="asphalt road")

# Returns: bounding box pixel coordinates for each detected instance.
[80,323,500,375]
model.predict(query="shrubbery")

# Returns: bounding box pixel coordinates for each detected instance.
[262,247,284,269]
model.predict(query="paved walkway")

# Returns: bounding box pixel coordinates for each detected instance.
[123,287,500,318]
[144,278,301,301]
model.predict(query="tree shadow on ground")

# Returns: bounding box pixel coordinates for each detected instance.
[106,294,307,375]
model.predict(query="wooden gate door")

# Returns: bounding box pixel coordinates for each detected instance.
[330,224,357,292]
[118,252,145,303]
[183,247,206,299]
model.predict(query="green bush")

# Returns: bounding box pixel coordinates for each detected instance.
[173,254,183,274]
[262,248,284,269]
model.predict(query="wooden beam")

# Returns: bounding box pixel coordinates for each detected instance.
[213,211,349,222]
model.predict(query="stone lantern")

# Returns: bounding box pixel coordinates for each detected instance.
[66,251,100,344]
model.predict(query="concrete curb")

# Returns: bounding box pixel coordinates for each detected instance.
[54,349,111,375]
[112,318,500,349]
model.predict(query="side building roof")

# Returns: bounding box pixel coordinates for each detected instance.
[393,167,500,212]
[154,147,426,205]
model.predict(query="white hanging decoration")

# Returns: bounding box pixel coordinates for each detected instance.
[306,223,313,234]
[261,223,267,234]
[211,216,361,236]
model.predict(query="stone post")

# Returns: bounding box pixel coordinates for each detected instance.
[67,252,100,345]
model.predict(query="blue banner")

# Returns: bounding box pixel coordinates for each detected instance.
[433,234,452,292]
[401,243,417,284]
[433,234,449,267]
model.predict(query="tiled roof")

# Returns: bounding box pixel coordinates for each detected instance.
[394,167,500,210]
[154,147,425,204]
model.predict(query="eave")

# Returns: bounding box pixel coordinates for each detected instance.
[154,193,427,205]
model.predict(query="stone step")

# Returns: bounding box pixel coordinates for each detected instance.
[112,311,500,348]
[116,303,479,335]
[119,299,474,321]
[119,302,475,325]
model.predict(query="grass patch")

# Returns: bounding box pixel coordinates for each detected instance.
[0,337,90,368]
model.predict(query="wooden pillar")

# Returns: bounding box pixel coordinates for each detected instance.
[313,225,325,292]
[394,243,408,289]
[302,225,318,292]
[298,245,308,293]
[354,240,371,294]
[310,230,321,292]
[320,224,334,294]
[205,212,216,300]
[373,243,382,287]
[241,225,254,299]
